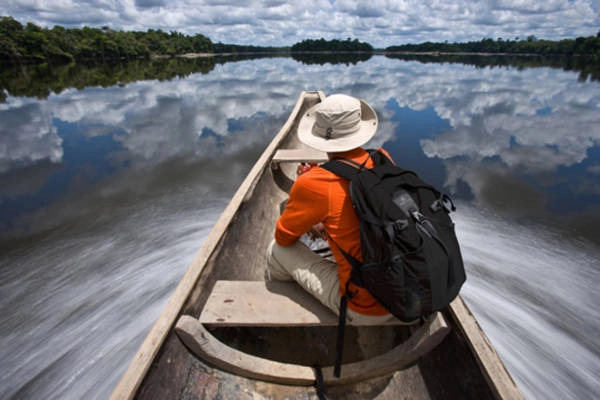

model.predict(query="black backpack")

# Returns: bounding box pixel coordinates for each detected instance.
[320,150,466,377]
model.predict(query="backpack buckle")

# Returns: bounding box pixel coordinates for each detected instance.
[411,210,426,224]
[430,194,456,213]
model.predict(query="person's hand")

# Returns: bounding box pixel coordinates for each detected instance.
[308,223,326,240]
[297,162,318,176]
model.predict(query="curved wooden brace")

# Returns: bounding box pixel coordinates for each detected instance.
[175,312,450,386]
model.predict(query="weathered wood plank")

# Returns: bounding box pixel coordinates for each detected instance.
[199,280,413,326]
[200,280,338,326]
[321,311,451,385]
[271,149,328,169]
[175,311,450,386]
[272,148,329,162]
[176,315,317,385]
[448,296,525,400]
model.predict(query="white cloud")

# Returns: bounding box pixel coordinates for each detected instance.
[2,0,598,47]
[0,100,63,173]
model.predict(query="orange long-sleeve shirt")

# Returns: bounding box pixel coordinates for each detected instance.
[275,147,391,316]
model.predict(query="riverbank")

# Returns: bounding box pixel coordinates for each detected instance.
[176,53,215,58]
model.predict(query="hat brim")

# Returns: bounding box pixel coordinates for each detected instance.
[297,98,378,152]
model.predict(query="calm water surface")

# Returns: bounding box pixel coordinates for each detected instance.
[1,56,599,399]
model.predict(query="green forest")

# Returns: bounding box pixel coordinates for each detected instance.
[291,38,373,52]
[0,16,213,63]
[385,33,600,56]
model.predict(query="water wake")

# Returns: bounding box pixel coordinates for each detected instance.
[455,204,600,400]
[1,199,598,399]
[0,194,225,400]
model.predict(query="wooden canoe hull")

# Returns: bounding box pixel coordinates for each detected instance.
[111,91,523,400]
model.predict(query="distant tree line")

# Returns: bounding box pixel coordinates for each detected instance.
[385,33,600,56]
[291,38,373,52]
[213,42,289,54]
[0,16,213,63]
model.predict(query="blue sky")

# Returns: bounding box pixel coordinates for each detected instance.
[1,0,599,47]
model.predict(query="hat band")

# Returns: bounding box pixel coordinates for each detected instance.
[312,112,361,140]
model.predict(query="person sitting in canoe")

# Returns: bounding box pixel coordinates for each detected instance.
[266,93,397,325]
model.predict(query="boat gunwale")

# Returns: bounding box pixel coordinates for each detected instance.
[110,90,524,400]
[448,296,524,399]
[110,90,326,400]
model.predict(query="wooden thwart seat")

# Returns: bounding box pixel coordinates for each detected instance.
[200,280,411,326]
[271,149,328,169]
[200,280,338,326]
[174,280,451,385]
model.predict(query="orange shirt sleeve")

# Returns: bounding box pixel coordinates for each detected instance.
[275,171,328,246]
[273,149,393,316]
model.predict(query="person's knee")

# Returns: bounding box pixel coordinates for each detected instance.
[267,239,287,266]
[266,240,294,281]
[269,239,304,263]
[266,239,276,262]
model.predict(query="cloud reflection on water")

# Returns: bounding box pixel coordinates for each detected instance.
[1,56,599,400]
[1,57,599,241]
[0,101,63,173]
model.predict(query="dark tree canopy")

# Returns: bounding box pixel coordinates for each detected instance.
[385,35,600,56]
[291,38,373,52]
[0,16,213,63]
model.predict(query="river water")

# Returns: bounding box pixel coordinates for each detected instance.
[1,55,599,399]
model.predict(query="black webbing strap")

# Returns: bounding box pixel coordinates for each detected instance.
[320,156,362,181]
[334,280,356,378]
[320,148,390,177]
[313,364,329,400]
[334,294,349,378]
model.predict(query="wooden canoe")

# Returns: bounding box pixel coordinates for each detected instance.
[110,91,524,399]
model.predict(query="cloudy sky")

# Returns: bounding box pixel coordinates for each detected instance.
[2,0,599,47]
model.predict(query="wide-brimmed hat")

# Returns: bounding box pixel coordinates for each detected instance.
[297,94,378,152]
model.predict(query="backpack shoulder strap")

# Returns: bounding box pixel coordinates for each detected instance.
[320,149,386,179]
[320,157,361,180]
[367,149,393,166]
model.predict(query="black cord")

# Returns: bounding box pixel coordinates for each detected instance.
[313,364,329,400]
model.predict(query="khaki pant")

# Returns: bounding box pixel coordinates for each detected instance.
[266,239,397,325]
